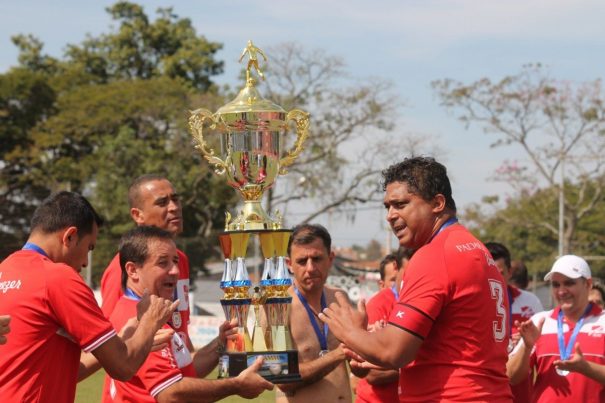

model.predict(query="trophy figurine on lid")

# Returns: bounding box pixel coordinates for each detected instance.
[189,40,309,382]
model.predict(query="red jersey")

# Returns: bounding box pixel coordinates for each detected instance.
[508,285,544,403]
[101,248,191,339]
[512,305,605,403]
[103,296,196,402]
[0,250,116,403]
[356,287,399,403]
[388,225,512,402]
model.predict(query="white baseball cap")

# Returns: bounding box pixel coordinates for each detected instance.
[544,255,592,281]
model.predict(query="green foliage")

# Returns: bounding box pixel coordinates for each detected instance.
[434,64,605,256]
[64,1,223,91]
[0,2,233,285]
[465,180,605,279]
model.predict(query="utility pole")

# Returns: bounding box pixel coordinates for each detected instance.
[558,157,565,257]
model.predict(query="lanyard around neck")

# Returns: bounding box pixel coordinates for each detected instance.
[429,217,458,242]
[557,303,592,360]
[294,286,328,351]
[22,242,49,258]
[124,287,142,301]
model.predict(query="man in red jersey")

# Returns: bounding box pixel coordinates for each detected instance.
[320,157,512,402]
[104,225,273,402]
[101,174,192,345]
[0,191,176,403]
[485,242,544,403]
[507,255,605,403]
[355,249,414,403]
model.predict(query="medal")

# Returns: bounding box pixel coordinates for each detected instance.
[556,303,592,376]
[171,311,182,328]
[507,339,514,353]
[319,350,329,357]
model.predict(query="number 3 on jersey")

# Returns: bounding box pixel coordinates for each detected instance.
[488,279,507,342]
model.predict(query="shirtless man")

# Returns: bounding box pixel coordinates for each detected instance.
[276,224,359,402]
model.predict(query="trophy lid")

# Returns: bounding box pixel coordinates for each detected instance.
[216,40,287,131]
[216,81,286,116]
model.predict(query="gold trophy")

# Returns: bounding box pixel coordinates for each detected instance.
[189,40,308,382]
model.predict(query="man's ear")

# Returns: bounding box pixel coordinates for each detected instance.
[61,227,78,247]
[432,194,446,214]
[130,207,144,226]
[125,261,139,281]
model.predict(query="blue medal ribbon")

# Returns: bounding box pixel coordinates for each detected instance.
[390,284,399,300]
[22,242,49,258]
[557,303,592,360]
[429,217,458,242]
[124,287,142,301]
[294,286,328,351]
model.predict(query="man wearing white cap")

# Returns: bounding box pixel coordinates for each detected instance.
[507,255,605,402]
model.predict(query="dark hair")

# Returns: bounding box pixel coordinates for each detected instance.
[510,260,529,289]
[379,253,399,281]
[128,174,169,209]
[119,225,174,290]
[381,157,456,213]
[396,247,416,263]
[592,283,605,301]
[287,223,331,256]
[485,242,511,269]
[30,191,103,236]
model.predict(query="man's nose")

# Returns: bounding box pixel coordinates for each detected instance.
[169,263,180,275]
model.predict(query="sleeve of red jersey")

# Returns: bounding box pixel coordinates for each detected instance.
[100,253,122,319]
[388,249,448,340]
[139,345,185,397]
[46,265,116,352]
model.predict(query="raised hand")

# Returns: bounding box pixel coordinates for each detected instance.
[515,317,545,349]
[139,294,179,331]
[318,292,367,342]
[118,317,174,351]
[218,318,238,347]
[554,343,589,374]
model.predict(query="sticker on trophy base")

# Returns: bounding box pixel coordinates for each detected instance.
[219,350,301,383]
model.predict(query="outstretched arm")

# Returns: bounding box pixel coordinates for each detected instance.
[507,317,544,385]
[156,357,273,403]
[192,319,237,378]
[92,295,178,381]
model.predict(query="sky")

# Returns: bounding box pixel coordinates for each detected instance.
[1,0,604,248]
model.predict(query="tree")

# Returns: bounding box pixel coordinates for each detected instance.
[0,2,232,284]
[464,180,605,279]
[433,64,605,256]
[64,1,223,91]
[253,42,439,226]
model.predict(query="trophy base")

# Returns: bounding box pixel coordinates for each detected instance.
[218,350,301,383]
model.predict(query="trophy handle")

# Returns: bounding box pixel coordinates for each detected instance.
[279,109,310,175]
[189,108,228,175]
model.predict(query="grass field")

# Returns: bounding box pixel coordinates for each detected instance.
[76,369,276,402]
